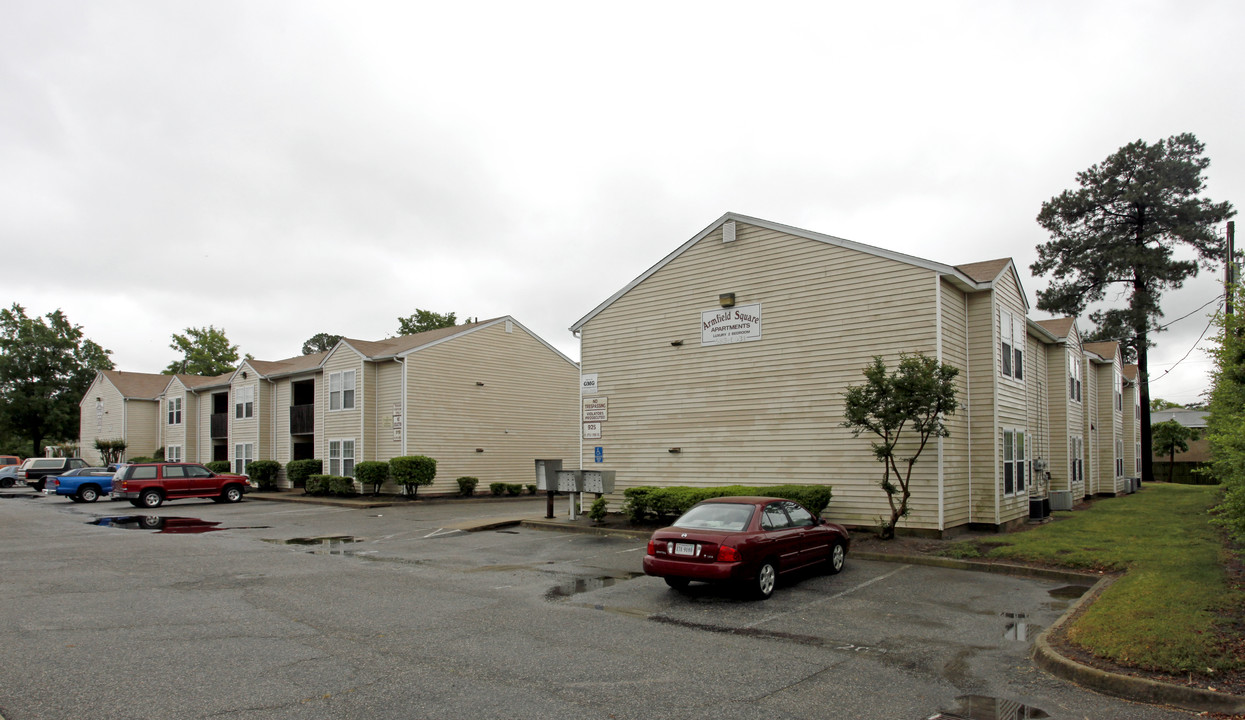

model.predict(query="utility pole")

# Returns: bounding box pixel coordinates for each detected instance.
[1228,221,1237,316]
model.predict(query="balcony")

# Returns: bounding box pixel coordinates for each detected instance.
[210,413,228,439]
[290,404,314,435]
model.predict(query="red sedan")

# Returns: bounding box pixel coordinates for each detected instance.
[642,496,850,599]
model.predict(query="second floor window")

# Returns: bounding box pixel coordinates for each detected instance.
[1000,310,1024,382]
[167,397,182,425]
[330,370,356,411]
[235,385,254,419]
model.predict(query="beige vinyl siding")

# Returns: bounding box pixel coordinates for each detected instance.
[965,292,996,525]
[274,378,291,467]
[361,360,379,461]
[231,369,261,469]
[373,361,403,462]
[322,349,364,472]
[1122,381,1138,479]
[160,379,198,461]
[1042,343,1070,493]
[993,271,1029,525]
[938,278,971,529]
[1091,359,1122,494]
[1025,331,1048,493]
[404,321,579,496]
[1066,334,1085,497]
[257,378,273,460]
[579,222,944,531]
[1083,356,1099,496]
[125,400,160,460]
[78,376,126,465]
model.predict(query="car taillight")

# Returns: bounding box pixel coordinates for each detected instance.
[49,479,58,489]
[646,539,657,555]
[718,545,741,562]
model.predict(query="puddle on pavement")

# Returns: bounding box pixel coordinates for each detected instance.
[265,536,364,555]
[1001,612,1034,642]
[1048,584,1092,600]
[92,516,221,533]
[544,572,644,601]
[932,694,1049,719]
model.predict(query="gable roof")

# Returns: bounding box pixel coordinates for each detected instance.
[1034,317,1076,339]
[1083,341,1120,363]
[570,212,1026,332]
[242,351,329,380]
[100,370,172,400]
[954,259,1011,283]
[329,317,576,368]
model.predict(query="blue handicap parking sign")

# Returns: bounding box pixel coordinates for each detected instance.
[594,446,603,463]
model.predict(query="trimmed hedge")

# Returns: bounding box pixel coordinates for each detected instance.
[205,460,231,474]
[457,476,479,496]
[390,455,436,497]
[247,460,281,490]
[622,484,833,523]
[355,461,390,495]
[489,482,506,496]
[305,474,357,497]
[287,459,323,488]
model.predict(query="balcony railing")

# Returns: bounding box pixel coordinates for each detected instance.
[290,404,314,435]
[210,413,228,439]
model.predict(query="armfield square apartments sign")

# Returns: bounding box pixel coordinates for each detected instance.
[701,303,762,346]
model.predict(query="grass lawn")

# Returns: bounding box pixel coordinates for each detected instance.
[946,483,1241,675]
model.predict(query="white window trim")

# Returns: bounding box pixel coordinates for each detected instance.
[1002,428,1027,497]
[328,438,356,477]
[234,442,253,475]
[167,397,182,426]
[235,386,254,420]
[167,444,182,463]
[999,310,1024,383]
[328,370,357,412]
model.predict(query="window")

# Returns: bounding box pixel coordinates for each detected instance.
[1068,355,1082,402]
[782,501,816,528]
[164,464,185,478]
[167,445,182,463]
[999,311,1024,381]
[1003,431,1014,495]
[235,386,254,419]
[761,503,789,530]
[187,465,212,478]
[1003,429,1026,496]
[234,443,253,475]
[1135,441,1141,475]
[167,397,182,425]
[329,439,356,477]
[1070,436,1084,486]
[1114,370,1123,412]
[1115,439,1124,477]
[329,370,356,411]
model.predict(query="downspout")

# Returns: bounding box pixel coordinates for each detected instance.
[935,275,944,533]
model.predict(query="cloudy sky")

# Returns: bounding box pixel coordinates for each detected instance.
[3,1,1241,404]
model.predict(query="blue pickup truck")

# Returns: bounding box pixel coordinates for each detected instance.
[45,466,122,503]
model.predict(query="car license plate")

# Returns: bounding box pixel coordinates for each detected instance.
[674,542,696,557]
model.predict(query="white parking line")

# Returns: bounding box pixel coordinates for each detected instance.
[423,528,464,539]
[743,564,911,630]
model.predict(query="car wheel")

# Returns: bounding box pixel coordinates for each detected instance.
[139,489,163,508]
[752,560,777,600]
[222,485,243,503]
[664,577,690,590]
[0,478,12,488]
[827,542,846,575]
[79,486,100,503]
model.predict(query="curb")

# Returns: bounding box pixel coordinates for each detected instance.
[520,517,651,540]
[247,493,395,509]
[1031,574,1245,715]
[851,551,1100,584]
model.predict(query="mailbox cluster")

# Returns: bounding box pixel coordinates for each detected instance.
[534,459,615,494]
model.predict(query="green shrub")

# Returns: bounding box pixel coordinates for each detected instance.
[305,474,331,495]
[622,484,833,523]
[286,459,323,488]
[390,455,436,497]
[505,483,522,496]
[526,483,537,495]
[489,482,506,496]
[456,476,479,496]
[205,460,231,473]
[153,447,165,461]
[329,476,357,496]
[128,456,156,464]
[588,496,608,522]
[355,461,390,495]
[246,460,281,490]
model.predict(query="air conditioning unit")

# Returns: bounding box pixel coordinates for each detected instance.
[1050,490,1074,511]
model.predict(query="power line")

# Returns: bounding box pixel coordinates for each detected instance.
[1146,310,1218,386]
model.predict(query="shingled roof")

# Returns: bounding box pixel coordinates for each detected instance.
[1034,317,1076,339]
[101,370,173,400]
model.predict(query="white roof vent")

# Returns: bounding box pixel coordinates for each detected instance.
[722,221,736,243]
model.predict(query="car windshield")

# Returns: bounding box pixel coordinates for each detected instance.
[673,503,755,531]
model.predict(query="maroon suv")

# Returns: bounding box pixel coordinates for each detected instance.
[112,463,250,508]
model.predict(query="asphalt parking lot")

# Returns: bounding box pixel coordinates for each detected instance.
[0,489,1196,719]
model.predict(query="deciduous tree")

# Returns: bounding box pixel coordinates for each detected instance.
[1151,419,1199,483]
[396,309,457,336]
[165,325,240,376]
[842,354,959,539]
[0,304,114,456]
[1031,133,1235,483]
[301,333,342,355]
